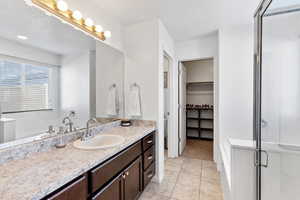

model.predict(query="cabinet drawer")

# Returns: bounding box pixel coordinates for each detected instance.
[142,132,155,152]
[47,175,87,200]
[90,141,142,193]
[143,162,155,189]
[143,146,155,170]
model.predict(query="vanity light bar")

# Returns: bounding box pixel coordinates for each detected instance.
[24,0,111,41]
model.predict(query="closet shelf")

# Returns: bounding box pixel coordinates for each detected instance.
[186,108,214,141]
[187,81,213,85]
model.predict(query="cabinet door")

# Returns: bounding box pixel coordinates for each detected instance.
[47,175,87,200]
[124,157,142,200]
[92,174,123,200]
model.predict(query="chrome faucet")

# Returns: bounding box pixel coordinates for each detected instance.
[62,111,76,133]
[81,118,98,141]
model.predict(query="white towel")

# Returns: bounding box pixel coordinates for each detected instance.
[107,86,119,116]
[128,85,141,117]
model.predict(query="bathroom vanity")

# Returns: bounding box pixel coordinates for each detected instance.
[0,122,156,200]
[44,132,155,200]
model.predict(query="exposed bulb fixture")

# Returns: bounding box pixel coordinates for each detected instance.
[72,10,82,20]
[95,25,103,33]
[17,35,28,40]
[28,0,111,41]
[104,31,111,38]
[56,0,68,12]
[84,18,94,27]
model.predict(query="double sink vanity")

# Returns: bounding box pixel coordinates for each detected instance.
[0,120,156,200]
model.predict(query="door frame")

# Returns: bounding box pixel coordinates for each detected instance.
[178,62,187,155]
[178,57,218,161]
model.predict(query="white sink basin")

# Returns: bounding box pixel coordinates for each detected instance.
[73,135,125,150]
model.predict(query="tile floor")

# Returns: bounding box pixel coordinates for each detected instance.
[140,139,223,200]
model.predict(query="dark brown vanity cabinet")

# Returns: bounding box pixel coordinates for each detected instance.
[92,157,142,200]
[44,131,156,200]
[46,175,88,200]
[92,173,123,200]
[142,132,155,189]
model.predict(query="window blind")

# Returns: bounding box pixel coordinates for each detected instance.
[0,61,52,113]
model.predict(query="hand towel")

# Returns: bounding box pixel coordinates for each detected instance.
[128,85,141,117]
[107,86,119,116]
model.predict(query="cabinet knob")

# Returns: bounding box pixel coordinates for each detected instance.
[147,172,153,178]
[122,174,126,179]
[148,156,153,160]
[147,140,153,144]
[126,171,129,176]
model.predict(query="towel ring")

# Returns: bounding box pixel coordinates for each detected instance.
[130,82,139,89]
[109,83,117,89]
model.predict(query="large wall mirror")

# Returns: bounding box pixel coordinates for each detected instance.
[0,0,124,148]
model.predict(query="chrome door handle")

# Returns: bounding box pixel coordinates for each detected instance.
[261,150,269,168]
[254,149,269,168]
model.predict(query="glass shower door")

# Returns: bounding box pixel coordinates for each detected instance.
[254,0,300,200]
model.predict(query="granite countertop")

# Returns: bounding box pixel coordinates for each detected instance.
[0,123,156,200]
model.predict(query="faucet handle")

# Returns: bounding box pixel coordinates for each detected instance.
[58,126,65,135]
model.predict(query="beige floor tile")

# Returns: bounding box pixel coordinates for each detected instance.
[140,139,223,200]
[171,182,200,200]
[176,171,201,187]
[199,192,223,200]
[202,164,220,181]
[144,180,176,197]
[200,179,223,196]
[165,157,184,172]
[181,158,202,176]
[139,192,170,200]
[163,169,180,183]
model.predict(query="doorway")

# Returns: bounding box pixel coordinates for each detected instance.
[178,58,215,160]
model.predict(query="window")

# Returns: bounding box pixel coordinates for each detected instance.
[0,60,55,113]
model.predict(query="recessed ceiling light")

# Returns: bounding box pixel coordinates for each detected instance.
[17,35,28,40]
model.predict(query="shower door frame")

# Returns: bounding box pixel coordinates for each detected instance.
[253,1,272,200]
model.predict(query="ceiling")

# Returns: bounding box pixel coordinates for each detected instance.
[89,0,261,41]
[0,0,95,56]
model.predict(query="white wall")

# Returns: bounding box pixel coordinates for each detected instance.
[185,59,214,83]
[123,19,159,120]
[176,33,219,161]
[218,25,254,161]
[158,20,177,159]
[95,42,125,118]
[0,37,60,66]
[176,33,218,61]
[123,19,176,182]
[61,51,91,128]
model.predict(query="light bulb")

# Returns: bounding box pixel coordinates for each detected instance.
[95,25,103,33]
[84,18,94,27]
[104,31,111,38]
[72,10,82,20]
[56,0,68,12]
[17,35,28,40]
